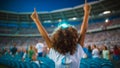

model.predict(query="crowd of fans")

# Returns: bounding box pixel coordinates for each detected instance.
[85,29,120,46]
[83,44,120,60]
[0,28,119,50]
[0,41,48,66]
[0,41,120,67]
[0,33,119,67]
[0,29,120,61]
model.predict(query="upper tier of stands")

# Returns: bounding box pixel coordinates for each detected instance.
[0,17,120,35]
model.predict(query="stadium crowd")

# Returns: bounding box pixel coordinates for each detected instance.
[0,40,119,68]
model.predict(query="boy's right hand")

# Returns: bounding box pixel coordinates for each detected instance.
[84,3,91,14]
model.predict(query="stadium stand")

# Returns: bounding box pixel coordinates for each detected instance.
[0,0,120,68]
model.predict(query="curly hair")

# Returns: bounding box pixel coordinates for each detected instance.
[51,26,78,55]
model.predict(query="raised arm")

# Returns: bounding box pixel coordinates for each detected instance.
[31,8,52,48]
[78,3,91,47]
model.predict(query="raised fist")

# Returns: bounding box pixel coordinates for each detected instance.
[84,3,91,13]
[31,8,39,20]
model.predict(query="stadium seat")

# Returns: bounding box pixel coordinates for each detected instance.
[90,62,101,68]
[101,63,114,68]
[24,62,32,68]
[31,62,40,68]
[38,57,55,68]
[80,62,90,68]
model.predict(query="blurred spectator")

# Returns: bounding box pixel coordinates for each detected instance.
[35,40,44,57]
[22,48,30,61]
[102,45,110,60]
[28,45,35,60]
[4,48,11,56]
[32,53,40,67]
[92,44,100,58]
[86,45,92,58]
[43,42,49,55]
[16,48,24,58]
[113,45,120,60]
[83,45,92,58]
[11,43,17,56]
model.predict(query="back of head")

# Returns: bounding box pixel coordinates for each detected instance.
[93,44,96,48]
[51,26,78,55]
[29,45,33,50]
[87,45,92,51]
[103,46,108,50]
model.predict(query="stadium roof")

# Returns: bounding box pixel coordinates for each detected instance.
[0,0,96,12]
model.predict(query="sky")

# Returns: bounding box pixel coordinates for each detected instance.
[0,0,96,12]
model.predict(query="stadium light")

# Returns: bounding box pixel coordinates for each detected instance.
[58,19,62,22]
[60,23,68,28]
[72,17,77,20]
[58,20,69,29]
[99,11,111,16]
[69,17,77,21]
[105,18,109,23]
[44,20,51,23]
[103,11,111,14]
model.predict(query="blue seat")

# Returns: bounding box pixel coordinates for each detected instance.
[113,55,120,60]
[101,63,114,68]
[24,57,31,62]
[38,57,55,68]
[31,62,40,68]
[39,62,49,68]
[90,62,101,68]
[81,58,93,64]
[92,58,103,64]
[24,62,32,68]
[19,61,26,68]
[80,62,90,68]
[102,59,111,64]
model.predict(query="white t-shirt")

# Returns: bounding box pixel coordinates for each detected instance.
[36,43,44,53]
[47,44,85,68]
[102,50,109,60]
[92,48,100,58]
